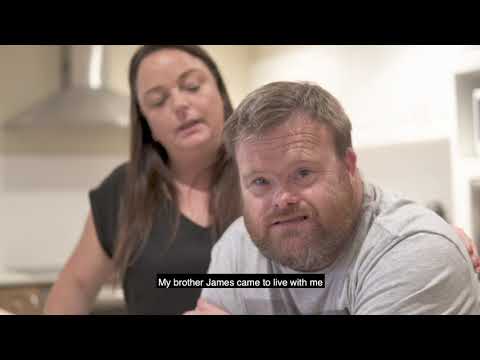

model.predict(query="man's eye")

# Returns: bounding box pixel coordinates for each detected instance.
[298,169,311,177]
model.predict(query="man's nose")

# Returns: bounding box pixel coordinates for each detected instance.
[274,187,300,209]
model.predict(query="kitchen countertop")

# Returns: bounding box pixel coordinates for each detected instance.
[0,268,125,311]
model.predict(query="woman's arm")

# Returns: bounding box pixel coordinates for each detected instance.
[44,211,115,314]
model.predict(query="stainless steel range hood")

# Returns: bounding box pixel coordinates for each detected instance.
[3,45,130,131]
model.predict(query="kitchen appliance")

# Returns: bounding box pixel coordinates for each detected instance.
[3,45,129,131]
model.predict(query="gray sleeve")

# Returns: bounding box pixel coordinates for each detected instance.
[201,219,248,315]
[353,233,480,315]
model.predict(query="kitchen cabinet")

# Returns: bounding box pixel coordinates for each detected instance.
[452,50,480,239]
[0,284,49,315]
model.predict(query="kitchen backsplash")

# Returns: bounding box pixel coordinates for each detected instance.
[0,153,127,272]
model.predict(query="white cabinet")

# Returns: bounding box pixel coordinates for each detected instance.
[452,50,480,240]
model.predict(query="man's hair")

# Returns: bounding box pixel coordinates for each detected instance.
[224,81,352,158]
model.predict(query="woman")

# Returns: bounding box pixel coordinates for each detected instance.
[44,45,241,315]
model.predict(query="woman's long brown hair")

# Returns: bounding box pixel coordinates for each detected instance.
[113,45,241,281]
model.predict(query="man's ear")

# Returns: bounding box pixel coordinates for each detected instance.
[343,148,357,177]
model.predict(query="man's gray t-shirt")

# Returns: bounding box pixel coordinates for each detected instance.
[202,182,480,314]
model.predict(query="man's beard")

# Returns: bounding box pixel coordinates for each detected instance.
[244,174,358,272]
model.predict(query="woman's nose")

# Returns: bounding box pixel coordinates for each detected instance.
[171,90,190,118]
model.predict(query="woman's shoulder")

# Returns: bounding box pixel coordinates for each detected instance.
[92,162,129,194]
[108,162,129,183]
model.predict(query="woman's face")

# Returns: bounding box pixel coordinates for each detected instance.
[136,48,225,158]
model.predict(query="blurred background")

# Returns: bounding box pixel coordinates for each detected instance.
[1,45,480,314]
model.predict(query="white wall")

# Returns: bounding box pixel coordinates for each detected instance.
[0,155,127,271]
[356,139,453,221]
[248,45,464,147]
[202,45,252,107]
[105,45,140,96]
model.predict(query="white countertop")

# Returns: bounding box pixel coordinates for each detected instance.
[0,269,125,308]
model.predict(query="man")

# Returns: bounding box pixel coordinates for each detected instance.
[187,81,480,315]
